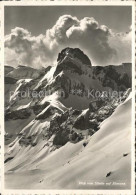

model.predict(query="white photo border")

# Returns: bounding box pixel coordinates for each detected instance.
[0,1,135,195]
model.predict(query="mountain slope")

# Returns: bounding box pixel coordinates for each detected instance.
[6,65,42,79]
[5,93,132,189]
[5,48,132,112]
[4,47,132,190]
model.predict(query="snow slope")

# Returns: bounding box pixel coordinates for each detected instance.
[5,93,132,189]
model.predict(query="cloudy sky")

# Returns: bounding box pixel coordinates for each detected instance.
[5,6,132,68]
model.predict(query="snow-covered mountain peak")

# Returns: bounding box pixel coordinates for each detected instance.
[57,47,92,66]
[4,46,132,189]
[54,47,92,76]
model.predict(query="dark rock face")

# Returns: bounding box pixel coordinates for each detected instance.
[73,110,90,130]
[55,60,83,76]
[4,157,14,163]
[73,115,88,130]
[92,64,132,90]
[5,65,14,76]
[5,108,32,121]
[44,66,52,74]
[71,109,81,116]
[53,130,70,146]
[35,105,61,120]
[73,109,100,131]
[19,134,38,147]
[54,48,92,77]
[89,100,105,112]
[57,47,92,66]
[5,77,17,84]
[32,102,50,115]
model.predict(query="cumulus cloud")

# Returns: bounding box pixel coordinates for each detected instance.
[109,30,132,64]
[5,15,132,68]
[5,27,57,68]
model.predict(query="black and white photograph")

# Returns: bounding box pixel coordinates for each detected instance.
[1,1,135,194]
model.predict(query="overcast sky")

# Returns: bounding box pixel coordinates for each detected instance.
[5,6,132,68]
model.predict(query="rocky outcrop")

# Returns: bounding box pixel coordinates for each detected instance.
[5,108,32,121]
[35,105,62,120]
